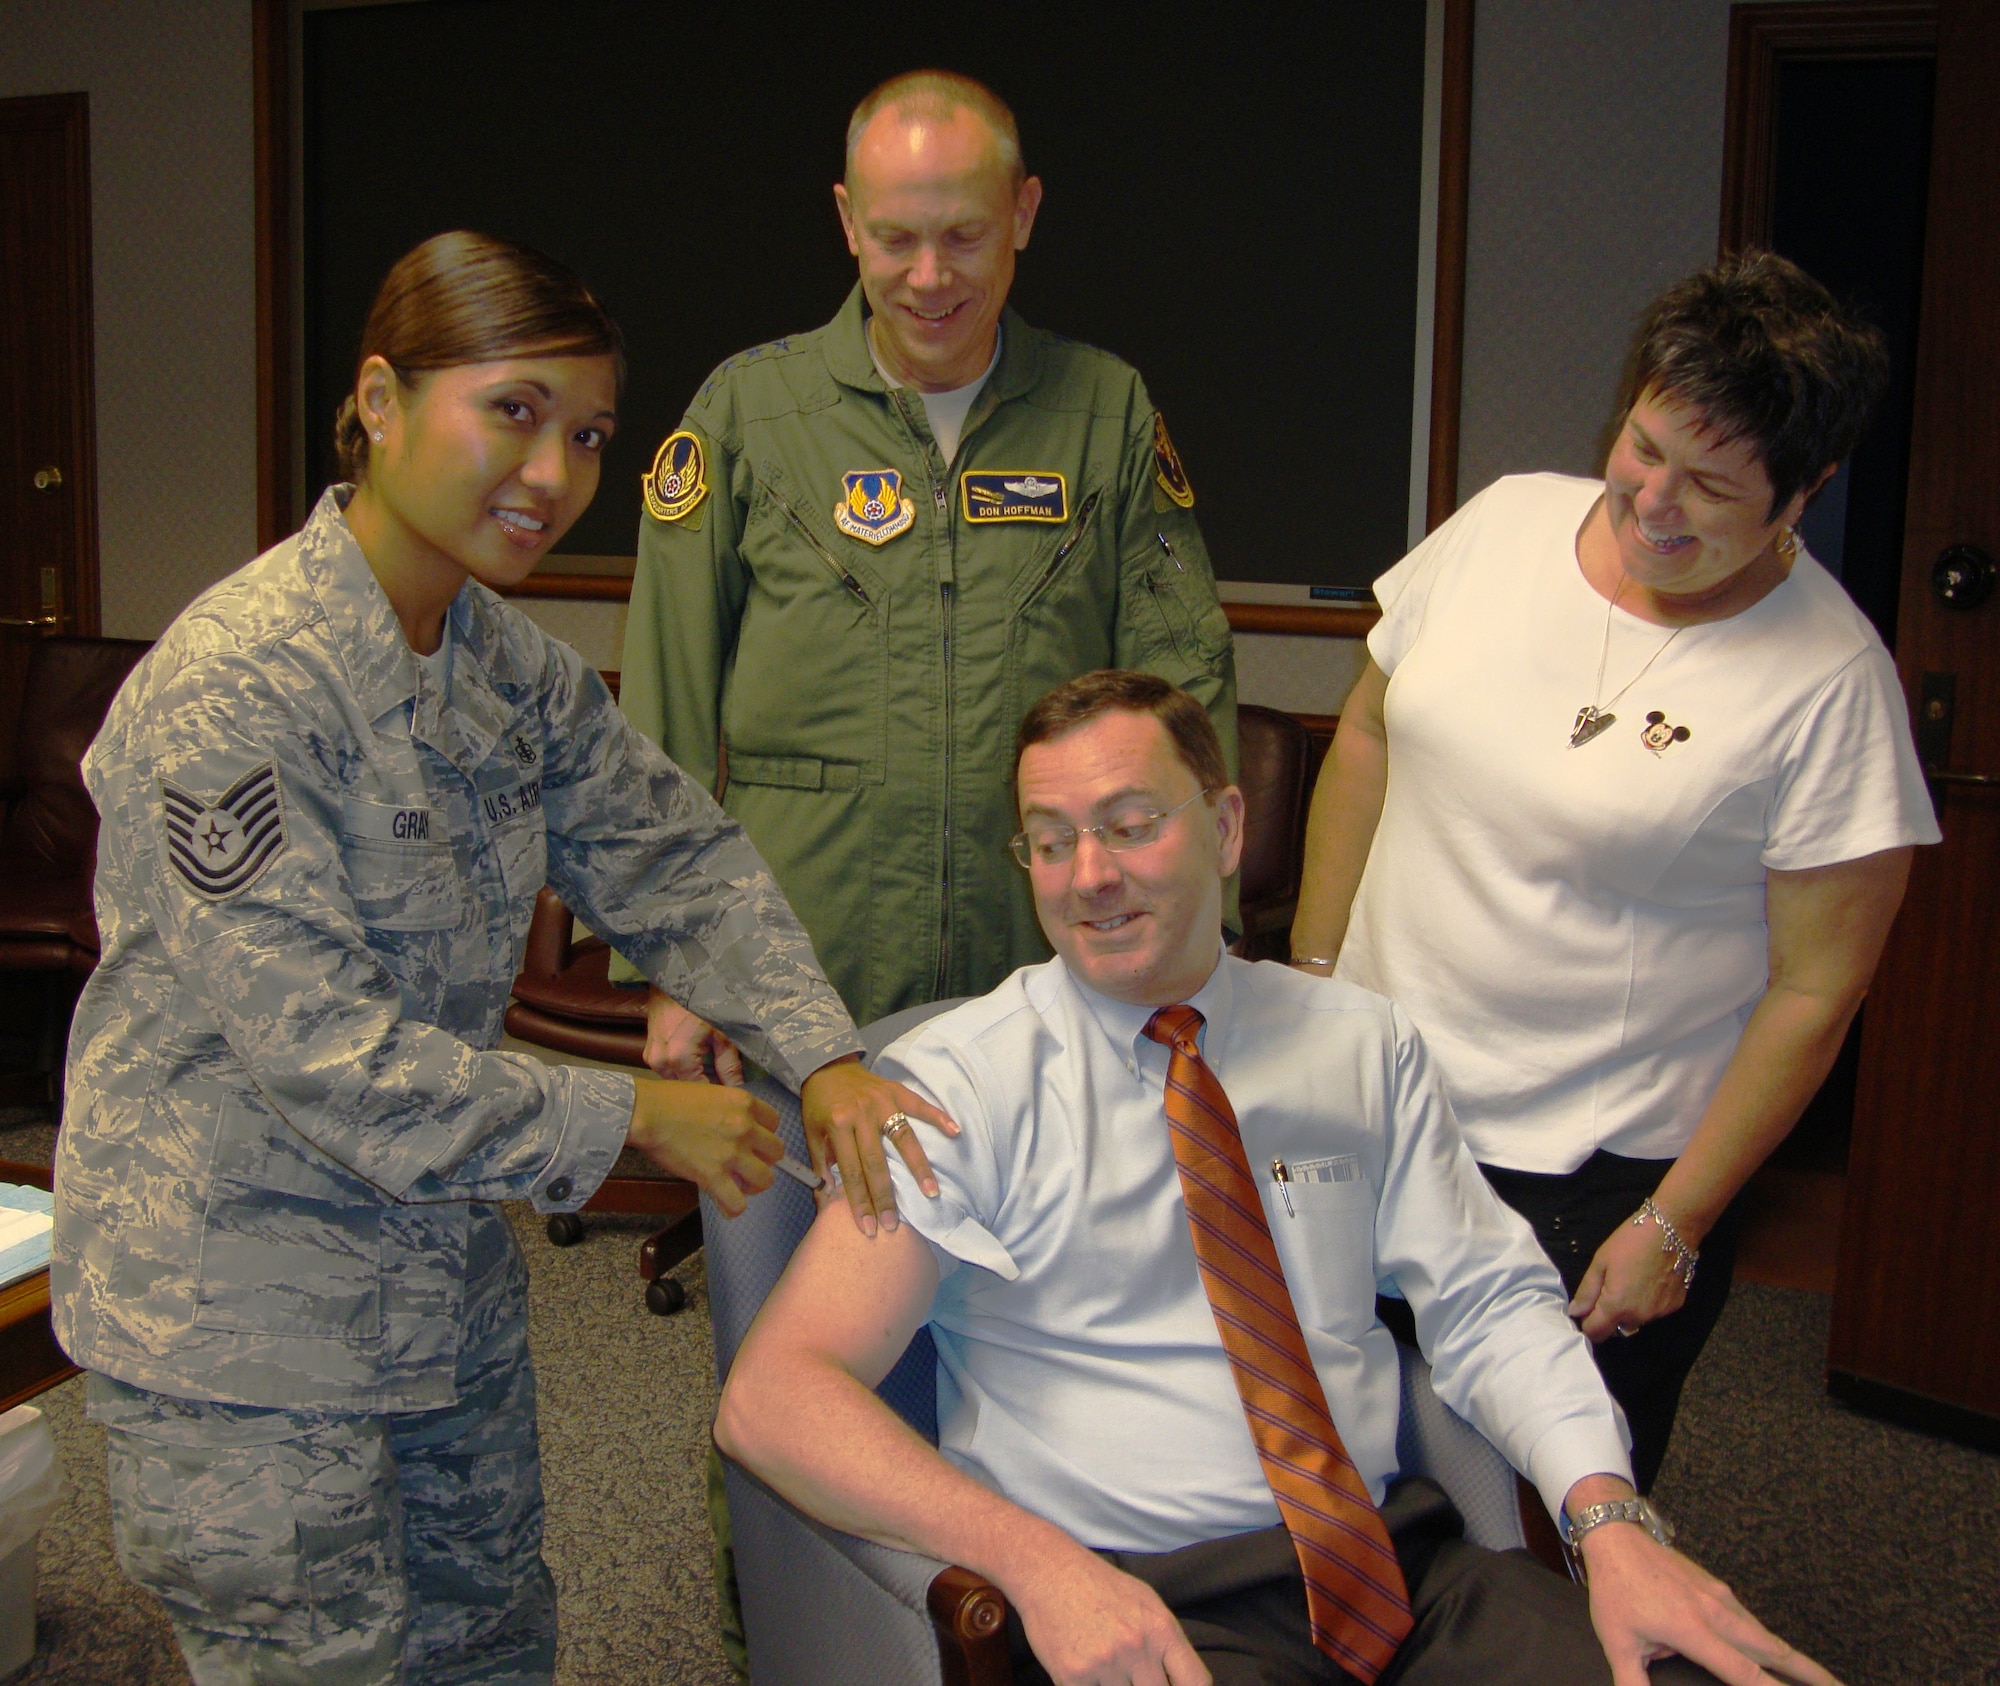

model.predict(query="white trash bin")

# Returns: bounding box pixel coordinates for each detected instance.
[0,1404,65,1677]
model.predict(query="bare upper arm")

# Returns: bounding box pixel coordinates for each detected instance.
[1337,659,1389,747]
[1765,845,1914,999]
[732,1197,943,1393]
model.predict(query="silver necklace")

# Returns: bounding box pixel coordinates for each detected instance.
[1570,574,1684,748]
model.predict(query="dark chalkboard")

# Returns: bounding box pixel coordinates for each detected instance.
[302,0,1431,587]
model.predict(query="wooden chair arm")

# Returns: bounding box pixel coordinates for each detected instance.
[518,887,575,980]
[926,1564,1012,1686]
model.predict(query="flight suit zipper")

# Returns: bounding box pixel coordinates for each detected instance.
[933,464,954,1000]
[769,487,872,605]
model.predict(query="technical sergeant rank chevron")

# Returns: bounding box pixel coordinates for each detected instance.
[161,762,287,900]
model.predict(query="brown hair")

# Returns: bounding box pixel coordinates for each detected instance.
[1621,249,1889,519]
[334,230,625,483]
[845,70,1024,188]
[1015,670,1228,794]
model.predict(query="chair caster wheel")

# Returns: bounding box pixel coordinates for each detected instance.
[546,1213,586,1247]
[645,1277,687,1316]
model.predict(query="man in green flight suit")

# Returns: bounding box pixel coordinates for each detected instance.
[619,68,1236,1037]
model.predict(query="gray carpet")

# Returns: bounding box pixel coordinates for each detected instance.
[6,1111,1998,1685]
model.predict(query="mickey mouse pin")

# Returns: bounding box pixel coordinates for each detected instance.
[1640,711,1690,756]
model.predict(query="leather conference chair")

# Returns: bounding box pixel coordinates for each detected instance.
[505,887,702,1314]
[1232,704,1313,962]
[0,637,152,1101]
[707,1001,1571,1686]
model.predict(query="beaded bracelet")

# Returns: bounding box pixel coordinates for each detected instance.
[1634,1197,1699,1289]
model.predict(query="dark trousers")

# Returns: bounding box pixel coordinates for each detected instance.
[1007,1480,1723,1686]
[1480,1152,1742,1494]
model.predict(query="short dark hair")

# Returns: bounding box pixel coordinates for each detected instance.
[334,231,625,483]
[845,70,1024,188]
[1015,671,1228,795]
[1622,249,1890,518]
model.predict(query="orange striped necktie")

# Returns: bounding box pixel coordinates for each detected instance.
[1143,1003,1412,1683]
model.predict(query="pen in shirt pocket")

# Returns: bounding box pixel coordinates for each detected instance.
[1271,1158,1295,1217]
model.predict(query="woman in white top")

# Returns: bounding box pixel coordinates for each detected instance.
[1288,251,1938,1489]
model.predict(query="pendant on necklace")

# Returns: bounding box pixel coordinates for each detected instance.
[1570,706,1616,748]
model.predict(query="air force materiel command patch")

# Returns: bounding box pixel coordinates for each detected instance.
[162,763,286,900]
[960,471,1069,523]
[833,470,915,545]
[643,430,709,523]
[1152,415,1194,508]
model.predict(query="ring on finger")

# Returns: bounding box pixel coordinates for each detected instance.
[1615,1323,1640,1338]
[881,1111,914,1143]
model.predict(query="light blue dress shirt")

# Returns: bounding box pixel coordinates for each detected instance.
[880,951,1632,1554]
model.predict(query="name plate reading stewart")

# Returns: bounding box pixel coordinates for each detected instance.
[960,471,1069,523]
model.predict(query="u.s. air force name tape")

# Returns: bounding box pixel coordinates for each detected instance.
[644,430,708,523]
[161,762,286,899]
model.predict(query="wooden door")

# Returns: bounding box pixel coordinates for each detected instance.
[0,93,99,783]
[1829,0,2000,1445]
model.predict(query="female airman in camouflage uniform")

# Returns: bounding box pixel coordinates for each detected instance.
[53,232,942,1685]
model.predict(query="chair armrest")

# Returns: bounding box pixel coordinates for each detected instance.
[926,1566,1012,1686]
[517,887,574,981]
[724,1455,1012,1686]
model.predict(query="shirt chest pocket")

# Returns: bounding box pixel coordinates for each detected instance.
[339,798,460,932]
[1266,1171,1377,1338]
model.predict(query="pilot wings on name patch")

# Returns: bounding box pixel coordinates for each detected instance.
[161,762,286,900]
[960,471,1069,523]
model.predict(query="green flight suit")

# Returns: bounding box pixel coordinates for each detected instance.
[620,286,1237,1027]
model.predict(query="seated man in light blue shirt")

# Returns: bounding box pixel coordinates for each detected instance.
[718,671,1837,1686]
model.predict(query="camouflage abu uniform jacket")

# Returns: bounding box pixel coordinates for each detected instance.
[55,487,859,1411]
[619,286,1237,1027]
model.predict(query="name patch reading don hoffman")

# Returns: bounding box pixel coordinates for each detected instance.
[960,471,1069,523]
[643,431,709,523]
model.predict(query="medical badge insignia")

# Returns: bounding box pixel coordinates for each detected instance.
[960,471,1069,523]
[1152,415,1194,508]
[161,762,286,900]
[833,470,915,545]
[643,430,708,523]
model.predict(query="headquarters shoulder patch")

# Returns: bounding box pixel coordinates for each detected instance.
[960,471,1069,523]
[833,470,915,545]
[162,762,286,900]
[1152,415,1194,508]
[643,431,709,523]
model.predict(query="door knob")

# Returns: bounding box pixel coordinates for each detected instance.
[1931,544,1995,610]
[31,466,62,492]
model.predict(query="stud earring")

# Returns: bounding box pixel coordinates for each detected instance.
[372,430,384,444]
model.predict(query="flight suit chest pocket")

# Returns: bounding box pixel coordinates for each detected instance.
[339,797,460,932]
[1266,1165,1376,1337]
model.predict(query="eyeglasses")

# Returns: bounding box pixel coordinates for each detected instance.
[1009,789,1213,869]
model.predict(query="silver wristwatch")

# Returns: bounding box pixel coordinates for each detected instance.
[1560,1495,1675,1549]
